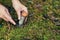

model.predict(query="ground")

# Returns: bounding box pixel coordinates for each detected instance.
[0,0,60,40]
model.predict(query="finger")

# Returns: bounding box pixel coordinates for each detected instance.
[4,15,16,25]
[22,7,28,17]
[16,11,21,20]
[23,7,28,13]
[3,12,16,25]
[5,9,11,17]
[0,15,8,22]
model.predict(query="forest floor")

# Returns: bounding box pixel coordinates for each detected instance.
[0,0,60,40]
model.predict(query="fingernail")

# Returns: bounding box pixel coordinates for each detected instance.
[18,17,21,20]
[13,22,16,25]
[10,19,16,25]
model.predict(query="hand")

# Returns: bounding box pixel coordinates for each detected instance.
[0,4,16,25]
[12,0,28,20]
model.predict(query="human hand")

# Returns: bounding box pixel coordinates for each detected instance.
[12,0,28,20]
[0,4,16,25]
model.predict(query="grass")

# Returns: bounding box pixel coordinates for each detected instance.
[0,0,60,40]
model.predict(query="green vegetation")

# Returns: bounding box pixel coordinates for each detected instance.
[0,0,60,40]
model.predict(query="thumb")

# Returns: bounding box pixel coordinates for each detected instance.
[17,11,21,20]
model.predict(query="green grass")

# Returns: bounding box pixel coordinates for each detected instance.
[0,0,60,40]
